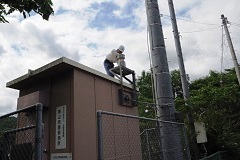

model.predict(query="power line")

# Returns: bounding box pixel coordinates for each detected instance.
[180,26,221,33]
[231,24,240,28]
[160,13,222,34]
[230,21,240,26]
[161,13,219,26]
[146,28,157,116]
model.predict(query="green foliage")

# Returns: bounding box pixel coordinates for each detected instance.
[171,69,184,98]
[137,71,156,118]
[190,70,240,156]
[137,68,240,157]
[136,70,188,119]
[0,116,17,143]
[171,70,188,122]
[0,0,54,23]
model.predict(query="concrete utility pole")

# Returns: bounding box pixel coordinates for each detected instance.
[167,0,199,159]
[221,14,240,85]
[145,0,183,159]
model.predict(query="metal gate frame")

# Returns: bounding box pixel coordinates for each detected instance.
[97,110,191,160]
[0,103,43,160]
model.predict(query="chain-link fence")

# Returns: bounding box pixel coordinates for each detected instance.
[0,104,43,160]
[97,111,190,160]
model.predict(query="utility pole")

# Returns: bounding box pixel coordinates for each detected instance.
[167,0,199,159]
[145,0,184,159]
[221,14,240,85]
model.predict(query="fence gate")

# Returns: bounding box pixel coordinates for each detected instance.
[97,111,190,160]
[0,104,43,160]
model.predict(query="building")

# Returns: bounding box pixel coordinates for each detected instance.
[6,57,141,160]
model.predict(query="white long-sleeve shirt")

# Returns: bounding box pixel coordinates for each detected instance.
[106,49,119,63]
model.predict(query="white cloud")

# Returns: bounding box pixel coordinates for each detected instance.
[0,0,240,114]
[113,0,129,9]
[113,9,121,17]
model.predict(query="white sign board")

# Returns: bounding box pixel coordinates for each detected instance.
[56,105,67,149]
[51,153,72,160]
[194,122,207,143]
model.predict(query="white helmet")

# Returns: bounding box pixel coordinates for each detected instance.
[118,45,125,52]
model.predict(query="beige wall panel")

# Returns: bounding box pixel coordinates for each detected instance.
[102,115,115,159]
[127,107,139,116]
[73,70,97,160]
[128,118,142,160]
[17,91,50,110]
[111,84,127,114]
[114,116,130,160]
[42,110,50,160]
[95,78,113,112]
[49,72,72,154]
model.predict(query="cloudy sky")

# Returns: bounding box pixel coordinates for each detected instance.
[0,0,239,114]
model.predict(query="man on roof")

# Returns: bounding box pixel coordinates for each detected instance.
[104,45,125,77]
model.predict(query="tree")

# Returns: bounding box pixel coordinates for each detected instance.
[0,116,17,142]
[0,0,54,23]
[137,70,156,118]
[171,70,188,121]
[190,69,240,157]
[137,70,186,119]
[137,68,240,158]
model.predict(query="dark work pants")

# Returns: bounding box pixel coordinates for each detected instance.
[104,59,114,77]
